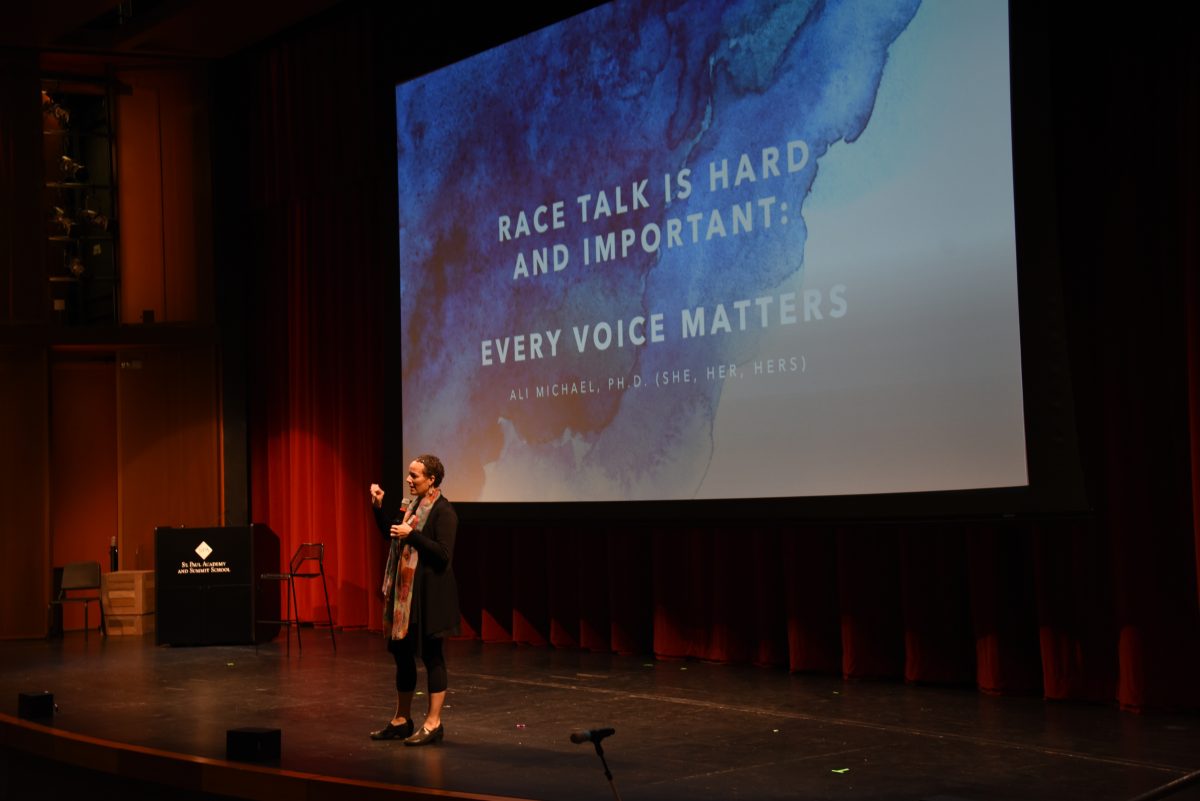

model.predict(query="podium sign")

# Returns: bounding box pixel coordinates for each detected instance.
[155,525,280,645]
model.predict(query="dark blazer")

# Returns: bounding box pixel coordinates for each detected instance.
[375,496,461,638]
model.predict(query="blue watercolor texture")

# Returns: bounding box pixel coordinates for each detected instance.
[397,0,921,500]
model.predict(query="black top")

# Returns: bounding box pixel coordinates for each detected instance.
[374,496,461,638]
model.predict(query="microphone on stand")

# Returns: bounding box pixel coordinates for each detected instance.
[569,726,622,800]
[570,727,615,744]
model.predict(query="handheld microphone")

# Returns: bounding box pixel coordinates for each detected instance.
[569,727,615,744]
[393,498,410,524]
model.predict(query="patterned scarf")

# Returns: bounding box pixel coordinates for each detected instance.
[381,487,441,640]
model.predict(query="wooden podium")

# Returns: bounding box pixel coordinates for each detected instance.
[154,525,280,645]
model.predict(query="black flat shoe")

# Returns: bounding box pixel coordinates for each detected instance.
[403,723,444,746]
[369,719,414,740]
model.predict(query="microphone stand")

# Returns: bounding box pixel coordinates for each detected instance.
[590,739,622,801]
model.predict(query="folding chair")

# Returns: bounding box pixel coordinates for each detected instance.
[50,561,105,638]
[259,543,335,654]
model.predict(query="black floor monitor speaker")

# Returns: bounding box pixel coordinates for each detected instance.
[226,727,281,762]
[18,691,54,719]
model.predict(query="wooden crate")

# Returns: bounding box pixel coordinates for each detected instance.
[106,613,155,636]
[101,570,155,615]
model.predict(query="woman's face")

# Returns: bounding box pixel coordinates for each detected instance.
[407,460,435,498]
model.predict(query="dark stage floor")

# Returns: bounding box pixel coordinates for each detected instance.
[2,631,1198,801]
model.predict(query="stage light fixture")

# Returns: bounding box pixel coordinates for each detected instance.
[50,206,75,236]
[41,91,70,124]
[80,207,109,232]
[60,155,89,183]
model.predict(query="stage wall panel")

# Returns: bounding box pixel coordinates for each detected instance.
[0,348,50,638]
[117,345,222,572]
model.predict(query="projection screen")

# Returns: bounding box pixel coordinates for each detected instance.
[396,0,1027,503]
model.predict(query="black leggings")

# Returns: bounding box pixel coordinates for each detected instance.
[387,634,448,694]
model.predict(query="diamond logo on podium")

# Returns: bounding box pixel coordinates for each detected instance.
[195,541,213,560]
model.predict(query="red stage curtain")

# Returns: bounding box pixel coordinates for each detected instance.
[232,8,391,634]
[230,5,1199,711]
